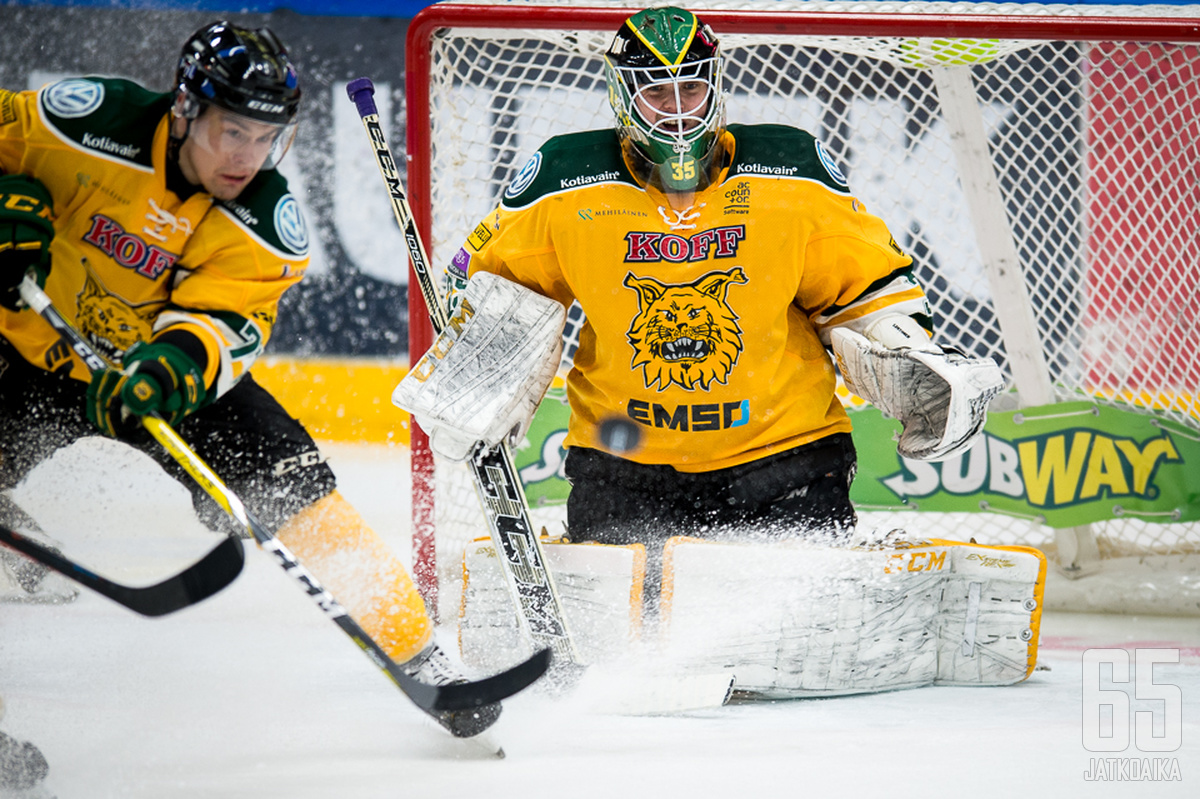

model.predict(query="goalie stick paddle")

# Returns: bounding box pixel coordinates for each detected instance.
[0,523,244,617]
[16,275,551,712]
[346,77,582,669]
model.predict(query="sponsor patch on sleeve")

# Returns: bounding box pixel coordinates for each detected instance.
[42,79,105,119]
[504,151,542,199]
[0,89,16,125]
[466,222,492,252]
[273,194,309,255]
[449,247,471,279]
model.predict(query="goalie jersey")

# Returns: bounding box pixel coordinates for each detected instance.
[0,78,308,399]
[455,124,929,471]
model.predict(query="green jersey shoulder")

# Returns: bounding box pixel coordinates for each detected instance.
[725,123,851,193]
[39,77,167,170]
[501,129,637,209]
[216,169,308,258]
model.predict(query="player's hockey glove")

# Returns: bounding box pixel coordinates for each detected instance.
[831,314,1004,461]
[87,340,208,437]
[0,174,55,311]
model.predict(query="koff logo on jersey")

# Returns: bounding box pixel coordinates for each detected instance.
[624,224,745,263]
[82,214,180,279]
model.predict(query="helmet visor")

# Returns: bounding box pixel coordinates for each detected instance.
[189,104,297,171]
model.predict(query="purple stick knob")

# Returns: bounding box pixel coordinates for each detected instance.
[346,77,377,118]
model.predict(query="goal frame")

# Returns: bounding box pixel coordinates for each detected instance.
[403,2,1200,613]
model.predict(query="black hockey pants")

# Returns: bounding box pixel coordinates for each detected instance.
[0,333,336,536]
[564,433,857,604]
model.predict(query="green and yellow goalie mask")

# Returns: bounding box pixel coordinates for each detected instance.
[604,7,726,192]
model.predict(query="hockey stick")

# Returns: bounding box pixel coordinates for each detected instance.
[17,275,550,711]
[346,77,581,668]
[0,523,244,617]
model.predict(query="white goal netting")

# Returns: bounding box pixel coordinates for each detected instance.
[408,1,1200,618]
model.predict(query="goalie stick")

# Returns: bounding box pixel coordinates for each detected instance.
[0,522,244,617]
[17,275,550,712]
[346,77,581,669]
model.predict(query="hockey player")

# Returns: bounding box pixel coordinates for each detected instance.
[396,8,1003,592]
[0,22,494,737]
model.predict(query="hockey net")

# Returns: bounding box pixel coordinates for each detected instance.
[405,1,1200,620]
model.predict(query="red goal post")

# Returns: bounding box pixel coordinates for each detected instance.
[404,1,1200,620]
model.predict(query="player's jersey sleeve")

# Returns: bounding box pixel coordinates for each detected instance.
[446,130,639,312]
[157,173,309,398]
[724,124,928,341]
[0,87,31,171]
[800,208,931,342]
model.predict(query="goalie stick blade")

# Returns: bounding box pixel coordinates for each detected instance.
[397,647,553,712]
[0,525,245,617]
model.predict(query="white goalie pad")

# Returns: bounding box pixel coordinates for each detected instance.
[660,537,1046,697]
[830,316,1004,461]
[459,537,646,668]
[459,537,736,713]
[392,272,565,461]
[457,532,1045,700]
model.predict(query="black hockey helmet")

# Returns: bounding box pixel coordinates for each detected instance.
[173,21,301,126]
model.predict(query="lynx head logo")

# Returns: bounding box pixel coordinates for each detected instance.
[624,267,747,391]
[76,270,160,363]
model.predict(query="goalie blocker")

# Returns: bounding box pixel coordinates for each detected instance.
[831,314,1004,461]
[393,271,565,461]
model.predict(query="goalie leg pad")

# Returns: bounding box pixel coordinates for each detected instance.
[393,272,565,461]
[658,536,1045,697]
[459,537,645,669]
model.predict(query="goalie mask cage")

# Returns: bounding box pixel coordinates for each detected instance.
[405,1,1200,621]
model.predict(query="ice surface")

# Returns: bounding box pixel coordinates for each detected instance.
[3,441,1198,798]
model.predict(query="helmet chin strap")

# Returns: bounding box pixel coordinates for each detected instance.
[167,92,198,163]
[167,121,190,167]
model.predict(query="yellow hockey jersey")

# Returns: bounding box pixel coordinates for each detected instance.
[0,77,308,397]
[455,124,930,471]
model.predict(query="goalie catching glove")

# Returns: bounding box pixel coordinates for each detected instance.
[831,314,1003,461]
[393,271,565,462]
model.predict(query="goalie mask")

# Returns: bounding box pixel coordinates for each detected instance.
[604,7,725,192]
[172,21,302,169]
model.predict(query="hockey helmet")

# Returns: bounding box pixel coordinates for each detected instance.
[172,21,301,167]
[604,7,725,192]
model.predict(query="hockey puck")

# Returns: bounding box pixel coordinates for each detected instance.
[598,416,643,454]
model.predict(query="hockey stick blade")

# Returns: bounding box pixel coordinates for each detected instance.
[0,524,244,617]
[404,647,553,712]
